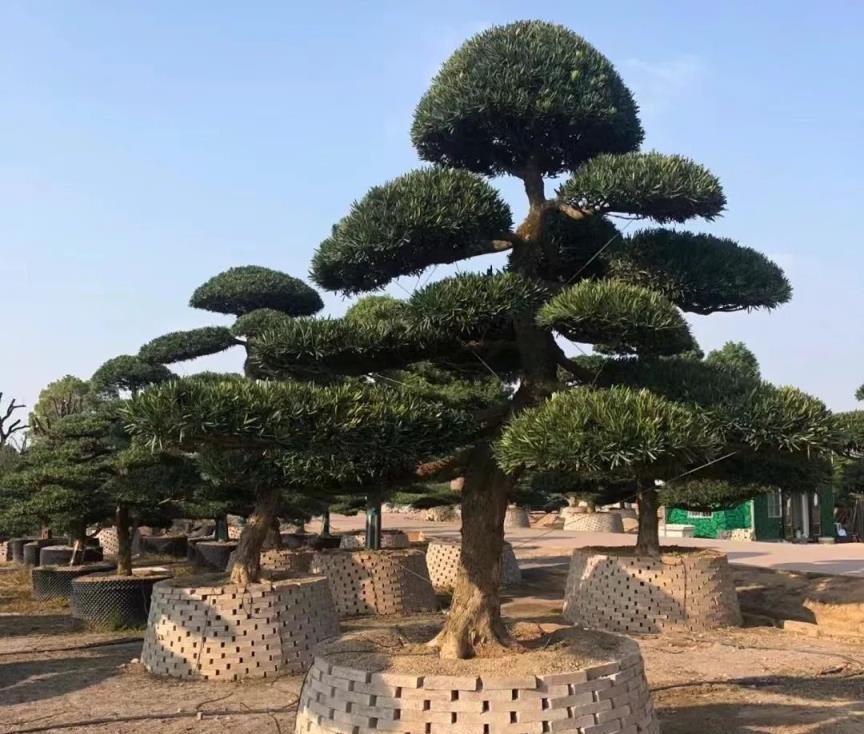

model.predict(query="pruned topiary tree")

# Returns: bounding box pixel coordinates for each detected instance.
[129,21,836,659]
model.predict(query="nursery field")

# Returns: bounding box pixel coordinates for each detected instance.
[2,537,864,734]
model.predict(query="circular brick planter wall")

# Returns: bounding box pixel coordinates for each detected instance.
[504,505,531,529]
[141,573,339,680]
[426,539,521,592]
[95,527,142,557]
[39,545,103,566]
[563,547,742,634]
[195,541,238,570]
[261,548,315,573]
[310,549,436,618]
[71,571,172,628]
[339,530,410,550]
[563,512,625,533]
[140,534,188,558]
[295,626,658,734]
[32,562,116,600]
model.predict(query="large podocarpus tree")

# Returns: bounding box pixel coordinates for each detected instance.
[284,21,837,658]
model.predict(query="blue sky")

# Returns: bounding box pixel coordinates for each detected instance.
[2,1,862,418]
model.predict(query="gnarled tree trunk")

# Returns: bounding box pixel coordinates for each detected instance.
[430,443,514,659]
[229,487,281,585]
[116,505,133,576]
[365,493,382,550]
[635,481,661,557]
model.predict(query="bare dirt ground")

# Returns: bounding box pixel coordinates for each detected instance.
[3,556,864,733]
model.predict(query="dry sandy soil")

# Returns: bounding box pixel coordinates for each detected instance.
[2,557,864,733]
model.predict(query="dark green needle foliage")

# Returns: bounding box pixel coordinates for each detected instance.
[91,355,174,397]
[190,266,324,317]
[538,280,695,355]
[312,167,513,293]
[230,308,296,338]
[607,230,791,314]
[139,327,239,364]
[411,21,643,177]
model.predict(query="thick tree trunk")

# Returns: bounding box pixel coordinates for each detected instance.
[635,482,661,557]
[321,507,331,536]
[116,505,133,576]
[269,516,283,550]
[229,487,281,585]
[70,521,87,563]
[429,443,514,659]
[365,494,382,550]
[40,526,52,540]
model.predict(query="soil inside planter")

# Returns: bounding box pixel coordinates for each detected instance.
[317,616,629,677]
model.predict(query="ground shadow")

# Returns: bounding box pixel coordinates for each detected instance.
[0,614,82,637]
[0,647,132,706]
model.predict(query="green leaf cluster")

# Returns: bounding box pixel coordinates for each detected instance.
[190,266,323,317]
[91,355,174,397]
[311,167,513,293]
[139,326,239,364]
[412,20,642,177]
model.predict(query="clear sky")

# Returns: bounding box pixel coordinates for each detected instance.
[2,1,862,419]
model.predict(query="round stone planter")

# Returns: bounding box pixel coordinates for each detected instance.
[39,545,103,566]
[504,504,531,529]
[296,625,658,734]
[339,529,410,550]
[141,573,339,680]
[8,537,38,564]
[310,534,342,550]
[140,534,188,558]
[563,512,625,533]
[563,547,743,634]
[310,549,437,618]
[71,571,172,628]
[195,541,238,570]
[261,548,315,574]
[426,539,521,592]
[31,562,116,600]
[23,538,68,566]
[186,536,214,562]
[95,526,141,557]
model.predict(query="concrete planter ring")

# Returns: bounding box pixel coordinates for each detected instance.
[39,545,103,566]
[31,562,116,600]
[504,504,531,529]
[195,541,238,570]
[141,573,339,680]
[295,623,658,734]
[310,549,437,618]
[140,534,188,558]
[7,537,38,563]
[563,546,742,634]
[563,511,625,533]
[425,539,521,592]
[22,538,68,566]
[71,570,172,628]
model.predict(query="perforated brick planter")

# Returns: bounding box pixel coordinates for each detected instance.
[32,562,116,600]
[71,571,172,628]
[426,539,521,592]
[39,545,103,566]
[261,548,315,573]
[563,512,625,533]
[339,529,410,550]
[310,549,436,618]
[295,626,658,734]
[140,534,188,558]
[141,573,339,680]
[8,537,38,563]
[95,526,141,557]
[563,547,743,634]
[504,504,531,529]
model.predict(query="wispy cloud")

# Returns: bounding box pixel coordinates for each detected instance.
[620,56,704,119]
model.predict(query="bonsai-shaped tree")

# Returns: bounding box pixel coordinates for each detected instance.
[280,21,799,657]
[29,375,95,435]
[131,21,832,659]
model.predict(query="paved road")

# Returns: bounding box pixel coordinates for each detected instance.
[327,512,864,577]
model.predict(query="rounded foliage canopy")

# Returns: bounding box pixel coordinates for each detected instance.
[538,279,695,355]
[139,327,239,364]
[230,308,295,338]
[497,386,721,478]
[190,266,323,317]
[412,20,643,177]
[559,152,726,223]
[311,167,513,293]
[91,355,174,396]
[607,230,791,314]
